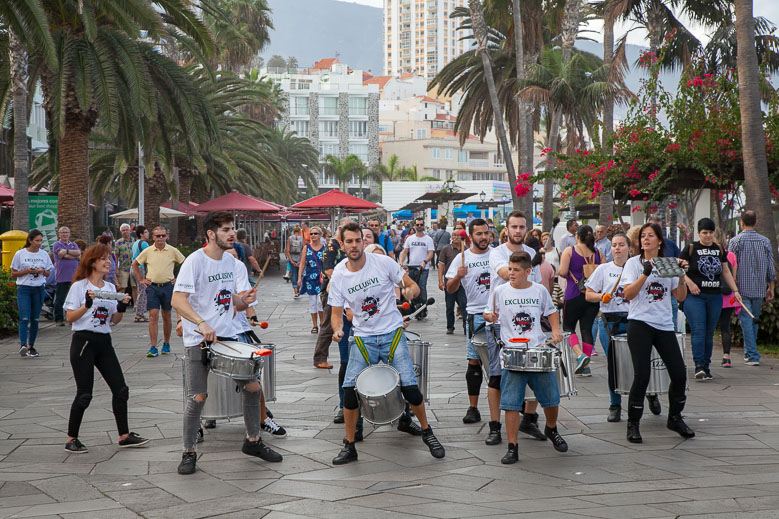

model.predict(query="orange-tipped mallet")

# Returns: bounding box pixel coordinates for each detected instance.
[260,321,268,329]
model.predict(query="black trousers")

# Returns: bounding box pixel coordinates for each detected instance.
[718,307,735,355]
[445,286,466,332]
[54,282,71,322]
[68,331,129,438]
[562,293,599,346]
[626,320,687,421]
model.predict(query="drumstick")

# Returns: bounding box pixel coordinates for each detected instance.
[608,270,623,296]
[740,304,755,319]
[192,328,241,353]
[256,256,272,283]
[460,232,466,267]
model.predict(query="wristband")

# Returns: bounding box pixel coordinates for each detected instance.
[116,301,128,313]
[196,320,205,327]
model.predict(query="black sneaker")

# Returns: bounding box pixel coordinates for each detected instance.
[27,347,40,357]
[333,408,344,424]
[242,438,283,462]
[646,394,662,416]
[607,405,622,423]
[397,419,423,436]
[65,438,88,454]
[626,420,642,443]
[501,443,519,464]
[485,420,502,445]
[694,365,706,380]
[333,439,358,465]
[544,426,568,453]
[446,329,454,335]
[667,414,695,439]
[178,451,197,475]
[261,417,287,438]
[422,427,445,458]
[19,346,27,357]
[703,368,713,380]
[462,406,481,424]
[204,420,216,429]
[118,432,150,448]
[519,413,547,441]
[354,427,364,443]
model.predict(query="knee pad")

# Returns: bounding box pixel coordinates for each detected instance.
[466,363,483,396]
[401,385,423,406]
[76,393,92,410]
[118,386,129,402]
[488,375,502,390]
[343,387,359,410]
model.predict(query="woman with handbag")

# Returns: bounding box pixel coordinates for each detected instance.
[557,225,602,375]
[679,218,741,380]
[298,226,325,333]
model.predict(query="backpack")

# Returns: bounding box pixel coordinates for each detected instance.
[289,235,303,254]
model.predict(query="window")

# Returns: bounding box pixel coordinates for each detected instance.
[349,97,367,116]
[444,148,453,160]
[319,120,339,138]
[319,96,338,116]
[290,96,309,116]
[349,121,367,138]
[292,120,309,138]
[378,124,390,133]
[433,168,441,178]
[319,142,339,159]
[432,147,441,159]
[458,150,468,163]
[416,128,426,139]
[349,143,368,162]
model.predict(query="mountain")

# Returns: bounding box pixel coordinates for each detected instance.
[262,0,383,74]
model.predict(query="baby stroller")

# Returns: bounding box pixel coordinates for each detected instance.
[41,271,56,321]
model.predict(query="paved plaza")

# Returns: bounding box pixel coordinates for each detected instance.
[2,270,779,518]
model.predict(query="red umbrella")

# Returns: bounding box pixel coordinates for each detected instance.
[161,200,205,216]
[194,190,280,213]
[291,189,380,210]
[0,185,14,202]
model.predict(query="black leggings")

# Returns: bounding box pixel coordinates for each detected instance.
[68,331,129,438]
[563,293,599,346]
[718,307,735,355]
[626,320,687,421]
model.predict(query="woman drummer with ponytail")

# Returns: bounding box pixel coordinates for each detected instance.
[621,222,694,444]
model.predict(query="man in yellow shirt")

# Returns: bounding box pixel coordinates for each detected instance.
[132,226,186,357]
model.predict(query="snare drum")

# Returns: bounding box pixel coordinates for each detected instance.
[502,346,559,372]
[470,327,490,379]
[519,332,576,401]
[355,364,406,425]
[613,333,686,395]
[405,331,430,403]
[208,341,268,381]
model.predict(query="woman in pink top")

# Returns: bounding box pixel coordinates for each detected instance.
[717,230,740,367]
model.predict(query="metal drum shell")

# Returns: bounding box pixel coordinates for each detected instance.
[612,333,686,395]
[209,341,263,381]
[471,327,491,379]
[261,344,276,402]
[501,347,559,372]
[522,332,576,401]
[405,335,430,403]
[355,364,406,425]
[202,372,244,420]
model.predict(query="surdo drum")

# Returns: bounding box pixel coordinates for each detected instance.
[355,364,406,425]
[208,341,269,380]
[471,326,491,379]
[404,331,430,403]
[613,333,686,395]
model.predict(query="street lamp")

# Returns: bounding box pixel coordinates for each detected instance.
[479,190,486,202]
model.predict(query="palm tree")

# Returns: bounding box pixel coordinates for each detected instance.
[399,165,439,182]
[734,0,778,257]
[323,154,364,192]
[204,0,273,74]
[267,54,286,71]
[1,0,56,231]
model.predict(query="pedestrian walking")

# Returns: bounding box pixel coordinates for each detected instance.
[131,226,150,323]
[399,217,435,319]
[11,229,53,357]
[438,230,466,335]
[235,229,262,283]
[97,234,119,287]
[114,224,135,300]
[434,224,451,267]
[285,225,304,298]
[298,226,325,334]
[716,229,740,368]
[52,226,82,326]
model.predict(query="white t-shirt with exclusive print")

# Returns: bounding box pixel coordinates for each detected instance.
[11,249,53,286]
[489,243,541,290]
[403,234,435,269]
[485,282,557,357]
[446,249,492,314]
[64,279,119,334]
[585,261,630,314]
[622,255,679,331]
[174,249,239,347]
[328,253,405,336]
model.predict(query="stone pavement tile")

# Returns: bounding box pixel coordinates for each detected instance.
[736,495,779,511]
[262,512,322,519]
[0,440,25,455]
[281,460,404,481]
[414,472,494,491]
[264,498,422,518]
[207,510,270,519]
[480,496,601,513]
[0,462,94,475]
[652,498,743,515]
[141,472,244,503]
[573,504,676,518]
[669,485,776,500]
[60,509,143,519]
[386,483,521,505]
[679,512,779,519]
[0,493,55,509]
[104,487,187,512]
[30,475,104,502]
[339,492,437,509]
[261,480,377,501]
[81,474,158,492]
[0,481,44,497]
[141,493,297,519]
[1,445,69,464]
[713,455,779,465]
[10,497,123,518]
[222,478,276,492]
[92,459,149,475]
[579,490,690,506]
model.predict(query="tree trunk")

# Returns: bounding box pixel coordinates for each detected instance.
[144,165,167,232]
[735,0,779,259]
[179,168,195,204]
[599,17,615,225]
[9,29,30,231]
[468,0,519,209]
[58,122,91,239]
[513,0,532,216]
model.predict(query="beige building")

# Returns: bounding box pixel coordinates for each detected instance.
[384,0,470,80]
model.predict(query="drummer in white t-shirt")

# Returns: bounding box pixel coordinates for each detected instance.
[171,211,282,476]
[329,222,445,465]
[487,210,547,444]
[484,251,568,464]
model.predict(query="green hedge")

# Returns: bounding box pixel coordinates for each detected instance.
[0,270,19,332]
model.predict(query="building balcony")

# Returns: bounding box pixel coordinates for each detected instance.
[469,158,490,168]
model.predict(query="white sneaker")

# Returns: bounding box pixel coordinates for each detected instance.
[261,417,287,438]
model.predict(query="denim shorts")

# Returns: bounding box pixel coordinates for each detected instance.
[466,313,485,360]
[500,370,560,410]
[485,323,503,377]
[343,328,417,388]
[146,282,173,310]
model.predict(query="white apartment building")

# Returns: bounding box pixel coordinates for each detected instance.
[384,0,470,80]
[265,58,380,194]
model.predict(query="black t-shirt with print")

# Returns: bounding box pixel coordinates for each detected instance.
[680,242,729,294]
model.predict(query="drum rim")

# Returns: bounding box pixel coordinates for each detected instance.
[355,363,401,396]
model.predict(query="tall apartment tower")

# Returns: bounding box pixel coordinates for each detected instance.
[384,0,469,80]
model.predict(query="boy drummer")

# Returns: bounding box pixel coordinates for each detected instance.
[484,252,569,464]
[330,222,446,465]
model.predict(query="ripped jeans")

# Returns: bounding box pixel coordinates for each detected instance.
[182,345,261,451]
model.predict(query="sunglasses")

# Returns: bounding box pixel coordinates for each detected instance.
[154,234,167,238]
[310,232,321,235]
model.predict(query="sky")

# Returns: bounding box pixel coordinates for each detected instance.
[335,0,779,47]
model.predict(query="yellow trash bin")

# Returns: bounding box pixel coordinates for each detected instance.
[1,230,29,272]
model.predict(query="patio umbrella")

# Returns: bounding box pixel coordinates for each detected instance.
[292,189,380,229]
[161,200,205,217]
[194,190,279,213]
[110,207,187,219]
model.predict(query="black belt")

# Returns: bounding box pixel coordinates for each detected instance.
[150,281,171,287]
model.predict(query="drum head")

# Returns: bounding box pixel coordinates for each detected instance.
[405,331,421,342]
[211,341,260,359]
[472,327,488,345]
[355,365,400,397]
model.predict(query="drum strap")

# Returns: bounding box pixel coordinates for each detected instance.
[353,336,370,364]
[387,328,403,363]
